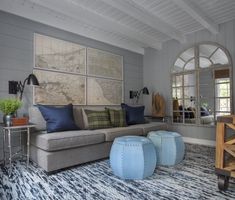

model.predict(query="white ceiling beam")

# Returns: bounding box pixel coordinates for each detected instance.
[30,0,162,50]
[171,0,219,34]
[100,0,186,43]
[0,0,145,54]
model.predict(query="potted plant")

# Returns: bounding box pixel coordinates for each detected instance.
[0,98,22,126]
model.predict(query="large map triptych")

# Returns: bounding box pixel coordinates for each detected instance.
[34,34,123,105]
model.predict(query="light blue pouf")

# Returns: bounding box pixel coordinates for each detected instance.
[147,131,185,166]
[110,136,157,180]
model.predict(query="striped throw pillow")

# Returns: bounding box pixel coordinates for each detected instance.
[106,108,127,127]
[84,109,112,130]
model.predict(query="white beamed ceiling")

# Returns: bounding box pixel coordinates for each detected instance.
[0,0,235,54]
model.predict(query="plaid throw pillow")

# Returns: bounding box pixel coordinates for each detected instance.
[84,110,112,130]
[106,108,127,127]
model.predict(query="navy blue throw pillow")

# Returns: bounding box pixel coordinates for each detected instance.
[200,106,210,116]
[121,103,145,125]
[37,104,79,133]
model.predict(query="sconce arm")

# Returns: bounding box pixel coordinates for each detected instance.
[18,77,28,100]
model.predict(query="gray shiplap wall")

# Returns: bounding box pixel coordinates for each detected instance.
[143,19,235,141]
[0,11,143,161]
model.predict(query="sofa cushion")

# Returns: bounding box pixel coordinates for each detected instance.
[29,106,85,131]
[73,107,86,130]
[121,103,145,125]
[38,104,79,133]
[98,126,143,142]
[130,122,167,135]
[106,108,127,127]
[84,109,112,130]
[31,130,105,151]
[29,106,46,131]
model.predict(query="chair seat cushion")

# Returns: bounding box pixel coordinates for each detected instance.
[31,130,105,151]
[98,126,143,142]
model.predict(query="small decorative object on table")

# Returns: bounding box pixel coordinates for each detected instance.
[152,92,166,118]
[12,117,29,126]
[0,98,22,127]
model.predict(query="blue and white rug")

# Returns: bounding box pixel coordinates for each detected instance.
[0,144,235,200]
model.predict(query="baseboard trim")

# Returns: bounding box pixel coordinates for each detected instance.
[183,137,215,147]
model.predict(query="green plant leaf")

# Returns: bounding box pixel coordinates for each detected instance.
[0,98,22,115]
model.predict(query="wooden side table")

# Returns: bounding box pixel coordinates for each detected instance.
[2,124,36,174]
[215,115,235,191]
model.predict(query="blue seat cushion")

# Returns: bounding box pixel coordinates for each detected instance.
[121,103,145,125]
[37,104,79,133]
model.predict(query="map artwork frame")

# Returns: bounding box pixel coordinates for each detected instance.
[87,77,123,105]
[34,33,86,75]
[33,34,124,106]
[87,48,123,80]
[33,69,86,105]
[87,47,123,105]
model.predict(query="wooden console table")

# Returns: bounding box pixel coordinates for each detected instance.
[216,115,235,191]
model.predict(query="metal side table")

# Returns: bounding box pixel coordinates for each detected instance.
[2,124,36,174]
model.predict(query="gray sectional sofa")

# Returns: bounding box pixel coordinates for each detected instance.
[29,107,167,172]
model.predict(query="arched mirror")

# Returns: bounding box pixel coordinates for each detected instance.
[172,42,232,126]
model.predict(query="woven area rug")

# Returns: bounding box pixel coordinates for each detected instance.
[0,144,235,200]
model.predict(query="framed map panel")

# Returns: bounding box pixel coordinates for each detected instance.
[87,77,123,105]
[87,48,123,80]
[34,34,124,106]
[33,69,86,105]
[35,34,86,74]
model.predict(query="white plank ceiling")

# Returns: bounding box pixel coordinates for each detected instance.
[0,0,235,54]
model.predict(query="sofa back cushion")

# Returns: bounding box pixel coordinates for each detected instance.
[29,106,86,131]
[38,104,79,133]
[106,108,127,127]
[73,107,86,129]
[84,109,112,130]
[29,106,47,131]
[121,103,145,125]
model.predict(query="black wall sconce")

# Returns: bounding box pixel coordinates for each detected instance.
[130,87,149,104]
[9,74,39,100]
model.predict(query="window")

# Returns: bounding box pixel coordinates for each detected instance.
[215,78,230,116]
[172,43,232,126]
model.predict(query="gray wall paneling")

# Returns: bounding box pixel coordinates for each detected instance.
[0,11,143,161]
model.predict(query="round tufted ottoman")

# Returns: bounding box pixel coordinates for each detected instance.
[147,131,185,166]
[110,136,157,180]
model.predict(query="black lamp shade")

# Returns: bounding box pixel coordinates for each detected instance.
[27,74,39,86]
[142,87,149,95]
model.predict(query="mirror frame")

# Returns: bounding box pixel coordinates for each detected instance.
[171,42,233,126]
